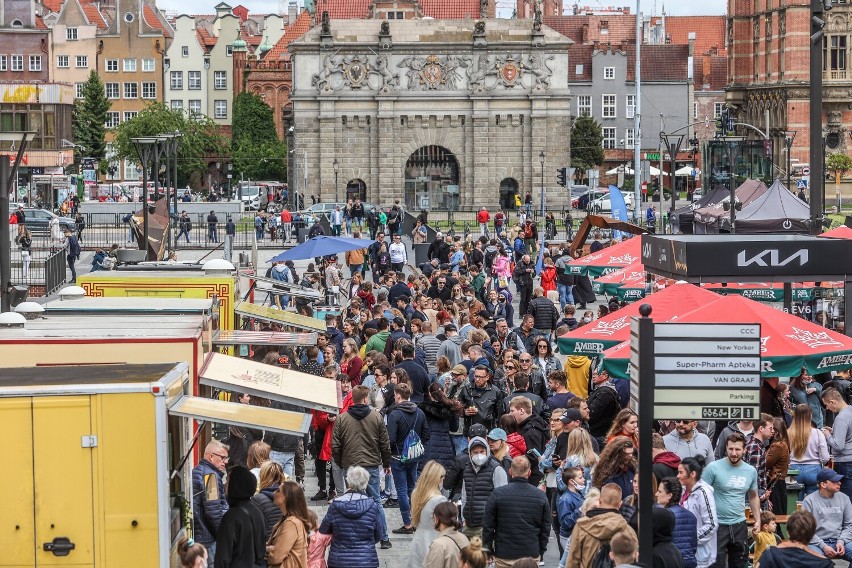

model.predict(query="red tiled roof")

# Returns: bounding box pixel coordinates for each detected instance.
[196,26,217,50]
[314,0,372,23]
[81,3,107,29]
[267,8,311,60]
[35,14,48,29]
[42,0,63,14]
[698,54,727,91]
[567,44,593,83]
[661,16,726,56]
[143,3,173,37]
[626,44,689,82]
[421,0,480,18]
[233,5,248,21]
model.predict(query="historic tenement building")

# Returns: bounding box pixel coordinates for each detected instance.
[726,0,852,173]
[288,17,573,210]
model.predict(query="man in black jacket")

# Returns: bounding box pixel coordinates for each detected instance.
[482,456,550,563]
[528,287,560,338]
[393,342,430,403]
[427,274,453,303]
[386,383,430,534]
[214,465,266,567]
[508,396,549,486]
[587,369,622,448]
[513,254,536,316]
[459,365,504,434]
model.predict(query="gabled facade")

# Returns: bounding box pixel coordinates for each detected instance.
[49,0,104,95]
[0,0,51,83]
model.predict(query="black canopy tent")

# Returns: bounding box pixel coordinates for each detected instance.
[640,234,852,336]
[693,180,768,234]
[734,179,811,234]
[670,185,731,234]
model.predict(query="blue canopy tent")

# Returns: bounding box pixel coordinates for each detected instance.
[268,236,371,263]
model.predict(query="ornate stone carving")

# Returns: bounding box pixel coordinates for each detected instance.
[533,0,542,32]
[779,11,786,36]
[398,54,470,90]
[467,53,497,90]
[312,54,338,92]
[374,54,399,92]
[527,52,554,89]
[341,55,371,89]
[828,110,843,128]
[321,11,331,35]
[474,20,486,36]
[380,21,390,36]
[753,17,760,40]
[495,53,524,87]
[480,0,489,19]
[765,14,772,39]
[312,54,400,92]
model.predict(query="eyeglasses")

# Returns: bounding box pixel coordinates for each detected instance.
[374,373,385,378]
[520,358,532,363]
[212,453,229,462]
[538,344,548,349]
[474,375,488,380]
[675,420,690,424]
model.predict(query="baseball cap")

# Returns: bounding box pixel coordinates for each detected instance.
[561,408,584,424]
[817,468,844,483]
[444,323,458,332]
[451,364,468,375]
[469,424,488,439]
[487,428,507,442]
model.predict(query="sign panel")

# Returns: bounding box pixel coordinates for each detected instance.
[654,405,759,420]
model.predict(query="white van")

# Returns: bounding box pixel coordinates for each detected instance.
[238,185,263,210]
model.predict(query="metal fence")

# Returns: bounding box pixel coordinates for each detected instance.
[8,235,67,294]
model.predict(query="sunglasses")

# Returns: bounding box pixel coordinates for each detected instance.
[520,358,532,363]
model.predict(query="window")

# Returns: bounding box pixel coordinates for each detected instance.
[602,95,616,118]
[170,71,183,90]
[66,27,78,40]
[214,71,227,90]
[714,102,725,118]
[825,35,848,77]
[604,67,615,80]
[142,58,155,72]
[105,112,120,128]
[123,82,138,99]
[214,100,227,119]
[171,100,184,110]
[226,45,233,56]
[105,82,120,99]
[625,128,635,147]
[11,55,23,71]
[577,95,591,117]
[0,56,6,71]
[75,83,85,98]
[124,159,140,181]
[188,99,201,116]
[626,94,635,119]
[123,111,138,122]
[76,55,88,68]
[106,59,118,72]
[188,71,201,90]
[57,55,69,68]
[182,46,189,57]
[123,58,136,72]
[142,82,156,99]
[602,127,617,149]
[29,55,42,71]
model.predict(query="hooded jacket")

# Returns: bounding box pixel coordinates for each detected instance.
[653,451,682,482]
[506,432,528,458]
[419,400,457,469]
[682,479,718,568]
[587,380,621,439]
[518,412,549,485]
[364,330,390,355]
[713,421,755,460]
[651,507,685,568]
[567,507,631,568]
[437,334,465,368]
[215,466,267,568]
[331,403,391,469]
[564,356,592,398]
[461,437,508,528]
[386,400,431,456]
[192,458,228,545]
[319,492,383,568]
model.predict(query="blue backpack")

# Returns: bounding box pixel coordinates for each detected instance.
[399,412,424,463]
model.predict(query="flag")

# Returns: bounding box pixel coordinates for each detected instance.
[535,217,546,275]
[608,185,629,240]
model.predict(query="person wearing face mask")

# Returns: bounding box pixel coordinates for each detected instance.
[579,310,594,326]
[459,436,508,540]
[556,467,586,566]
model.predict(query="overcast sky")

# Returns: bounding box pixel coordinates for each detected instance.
[157,0,727,18]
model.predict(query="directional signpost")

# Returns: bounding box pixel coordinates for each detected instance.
[629,306,761,566]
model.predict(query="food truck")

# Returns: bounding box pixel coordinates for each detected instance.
[1,362,314,567]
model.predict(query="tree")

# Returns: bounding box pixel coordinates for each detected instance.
[827,153,852,182]
[72,70,110,164]
[231,93,286,181]
[111,103,226,187]
[570,115,604,184]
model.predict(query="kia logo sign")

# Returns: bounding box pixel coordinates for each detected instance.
[737,249,809,268]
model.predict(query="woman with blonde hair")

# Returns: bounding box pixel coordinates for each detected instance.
[788,403,829,497]
[561,427,598,493]
[459,536,487,568]
[252,460,290,536]
[247,440,271,480]
[340,338,363,386]
[408,461,449,567]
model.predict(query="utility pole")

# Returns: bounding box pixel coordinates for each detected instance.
[633,0,642,222]
[810,0,831,234]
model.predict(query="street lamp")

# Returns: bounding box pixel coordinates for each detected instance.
[539,151,546,221]
[784,130,798,193]
[661,132,685,233]
[0,130,35,313]
[722,140,743,234]
[131,136,164,259]
[333,158,339,203]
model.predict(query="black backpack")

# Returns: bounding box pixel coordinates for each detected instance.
[590,540,615,568]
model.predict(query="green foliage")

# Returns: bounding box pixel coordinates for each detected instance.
[570,115,605,175]
[111,103,226,187]
[72,70,110,164]
[231,92,286,181]
[827,153,852,177]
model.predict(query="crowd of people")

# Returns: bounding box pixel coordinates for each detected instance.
[181,225,852,568]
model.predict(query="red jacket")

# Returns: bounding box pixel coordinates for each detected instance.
[540,265,557,293]
[506,432,528,458]
[477,210,490,223]
[316,391,354,462]
[280,209,292,223]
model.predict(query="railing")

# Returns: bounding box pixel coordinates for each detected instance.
[828,70,848,80]
[44,248,67,295]
[8,237,67,294]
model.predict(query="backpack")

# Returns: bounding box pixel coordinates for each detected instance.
[513,237,526,255]
[590,540,615,568]
[399,411,424,463]
[387,208,400,223]
[524,223,535,239]
[69,236,81,257]
[484,249,498,271]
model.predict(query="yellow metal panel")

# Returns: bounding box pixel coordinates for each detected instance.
[168,395,312,435]
[234,301,325,332]
[95,393,159,567]
[0,398,35,567]
[33,396,95,566]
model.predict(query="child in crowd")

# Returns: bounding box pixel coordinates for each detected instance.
[307,510,332,568]
[753,511,778,565]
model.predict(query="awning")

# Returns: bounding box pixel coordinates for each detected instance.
[168,395,312,435]
[212,330,318,346]
[235,301,325,332]
[252,275,323,299]
[199,352,340,413]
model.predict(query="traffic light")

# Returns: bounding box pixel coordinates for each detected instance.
[716,111,726,138]
[812,0,832,44]
[556,167,567,187]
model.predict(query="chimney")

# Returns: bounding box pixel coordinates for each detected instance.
[703,52,711,90]
[288,1,297,23]
[582,22,589,43]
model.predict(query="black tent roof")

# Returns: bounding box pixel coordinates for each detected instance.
[670,185,730,233]
[735,178,811,234]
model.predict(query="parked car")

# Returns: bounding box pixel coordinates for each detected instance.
[691,187,704,202]
[302,202,378,216]
[571,188,608,210]
[22,208,76,234]
[589,192,636,214]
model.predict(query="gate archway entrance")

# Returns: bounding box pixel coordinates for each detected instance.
[499,178,519,210]
[346,179,367,201]
[404,146,460,211]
